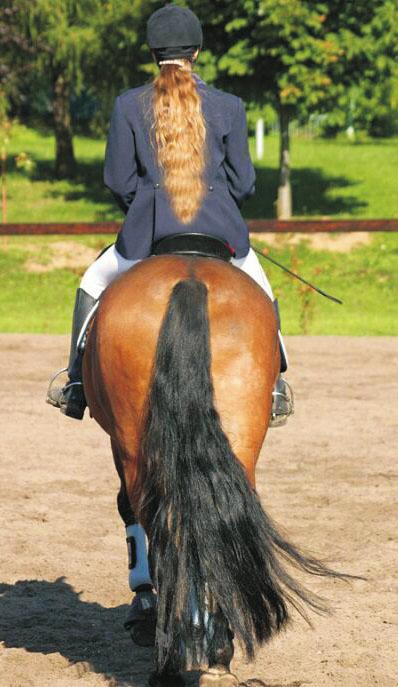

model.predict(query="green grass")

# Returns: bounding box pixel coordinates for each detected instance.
[4,124,398,221]
[255,232,398,335]
[1,124,397,334]
[246,134,398,219]
[5,125,110,223]
[1,231,397,335]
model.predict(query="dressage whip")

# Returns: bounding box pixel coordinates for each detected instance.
[251,244,343,305]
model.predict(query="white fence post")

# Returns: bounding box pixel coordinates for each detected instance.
[256,118,264,160]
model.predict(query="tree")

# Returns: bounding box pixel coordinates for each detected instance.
[82,0,152,132]
[190,0,341,218]
[321,0,398,137]
[8,0,106,177]
[1,0,103,177]
[2,0,397,196]
[0,4,34,103]
[190,0,398,217]
[0,0,149,178]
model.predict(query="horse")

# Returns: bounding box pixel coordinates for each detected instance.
[83,252,344,687]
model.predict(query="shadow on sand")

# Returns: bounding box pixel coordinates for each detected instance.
[0,577,152,686]
[0,578,301,687]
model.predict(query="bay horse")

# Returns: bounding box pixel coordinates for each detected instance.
[83,253,343,686]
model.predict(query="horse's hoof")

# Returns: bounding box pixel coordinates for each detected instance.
[127,610,157,647]
[148,671,185,687]
[125,593,157,647]
[199,667,239,687]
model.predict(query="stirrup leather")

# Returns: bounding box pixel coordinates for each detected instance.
[270,378,294,428]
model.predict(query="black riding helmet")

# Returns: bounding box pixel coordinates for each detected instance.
[146,5,203,62]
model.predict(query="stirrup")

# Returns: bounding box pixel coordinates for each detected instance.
[270,378,294,428]
[46,367,68,407]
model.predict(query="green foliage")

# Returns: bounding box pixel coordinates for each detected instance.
[2,0,398,137]
[14,0,102,87]
[320,0,398,136]
[0,0,151,130]
[189,0,398,134]
[246,104,278,134]
[189,0,341,113]
[85,0,151,127]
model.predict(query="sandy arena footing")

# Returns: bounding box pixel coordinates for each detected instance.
[0,335,396,687]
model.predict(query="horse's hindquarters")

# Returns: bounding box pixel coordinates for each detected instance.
[84,255,279,479]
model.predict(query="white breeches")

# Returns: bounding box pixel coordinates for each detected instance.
[80,244,141,299]
[81,244,274,300]
[80,244,287,366]
[232,248,274,300]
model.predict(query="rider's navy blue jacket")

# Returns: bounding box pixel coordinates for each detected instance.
[104,75,256,260]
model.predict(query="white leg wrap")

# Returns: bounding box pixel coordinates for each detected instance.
[80,244,141,300]
[126,524,153,592]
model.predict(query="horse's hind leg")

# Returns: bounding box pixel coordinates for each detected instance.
[112,440,157,647]
[148,649,185,687]
[200,609,238,687]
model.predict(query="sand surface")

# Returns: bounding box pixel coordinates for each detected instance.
[0,335,397,687]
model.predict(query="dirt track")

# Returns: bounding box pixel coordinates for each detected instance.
[0,335,397,687]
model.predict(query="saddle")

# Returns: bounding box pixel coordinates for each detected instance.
[152,233,235,261]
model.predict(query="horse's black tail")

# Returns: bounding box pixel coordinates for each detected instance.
[137,278,348,672]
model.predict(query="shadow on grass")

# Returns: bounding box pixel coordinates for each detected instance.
[31,159,116,221]
[14,154,369,221]
[244,167,368,218]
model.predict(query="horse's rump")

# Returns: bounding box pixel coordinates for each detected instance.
[84,255,279,477]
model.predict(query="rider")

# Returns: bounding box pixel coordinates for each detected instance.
[47,5,293,426]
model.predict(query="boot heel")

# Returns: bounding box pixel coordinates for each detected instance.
[60,383,87,420]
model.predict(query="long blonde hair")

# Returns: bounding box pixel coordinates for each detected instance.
[152,63,207,224]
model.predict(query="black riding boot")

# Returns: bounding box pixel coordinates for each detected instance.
[46,288,97,420]
[270,299,294,427]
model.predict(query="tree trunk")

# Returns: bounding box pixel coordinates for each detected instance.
[1,148,7,223]
[53,71,76,179]
[277,105,292,219]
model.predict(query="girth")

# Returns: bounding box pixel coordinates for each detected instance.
[152,233,236,262]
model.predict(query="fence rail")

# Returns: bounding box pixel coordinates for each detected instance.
[0,219,397,236]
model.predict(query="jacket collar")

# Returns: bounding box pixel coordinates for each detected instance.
[193,72,206,87]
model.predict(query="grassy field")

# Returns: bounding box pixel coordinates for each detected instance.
[4,123,398,221]
[1,231,396,335]
[247,135,398,219]
[1,124,397,335]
